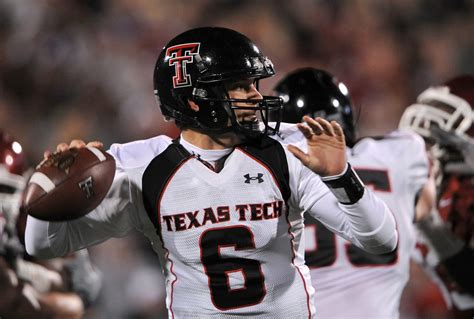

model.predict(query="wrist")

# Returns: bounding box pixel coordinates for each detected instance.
[320,163,349,181]
[322,163,365,204]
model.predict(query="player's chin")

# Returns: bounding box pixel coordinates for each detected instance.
[239,119,261,131]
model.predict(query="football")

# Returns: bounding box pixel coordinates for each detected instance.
[22,147,116,221]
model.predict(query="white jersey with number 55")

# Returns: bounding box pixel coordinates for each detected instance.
[312,130,427,319]
[280,126,429,319]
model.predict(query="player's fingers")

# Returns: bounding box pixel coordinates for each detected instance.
[331,121,343,135]
[287,144,310,166]
[302,116,324,135]
[296,123,314,139]
[43,150,52,160]
[86,141,104,149]
[316,117,335,136]
[38,150,53,168]
[70,139,87,149]
[332,121,345,139]
[56,143,69,153]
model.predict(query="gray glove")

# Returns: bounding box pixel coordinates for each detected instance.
[431,126,474,171]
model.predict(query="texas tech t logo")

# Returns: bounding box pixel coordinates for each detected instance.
[166,43,200,88]
[78,176,94,199]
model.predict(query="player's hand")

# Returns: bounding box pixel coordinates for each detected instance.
[43,140,104,160]
[287,116,346,177]
[431,126,474,169]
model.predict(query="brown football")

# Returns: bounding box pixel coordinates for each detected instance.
[22,147,116,221]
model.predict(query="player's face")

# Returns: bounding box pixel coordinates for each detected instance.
[225,79,263,125]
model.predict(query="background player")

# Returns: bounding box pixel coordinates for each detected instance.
[0,129,101,319]
[273,67,432,318]
[399,75,474,318]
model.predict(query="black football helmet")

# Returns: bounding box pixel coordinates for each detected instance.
[153,27,282,138]
[273,67,356,146]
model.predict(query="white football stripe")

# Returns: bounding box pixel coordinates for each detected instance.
[29,172,56,193]
[87,146,106,162]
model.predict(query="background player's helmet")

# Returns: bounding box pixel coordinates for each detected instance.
[399,75,474,168]
[400,76,474,246]
[273,67,356,146]
[399,75,474,142]
[153,27,282,138]
[0,130,27,244]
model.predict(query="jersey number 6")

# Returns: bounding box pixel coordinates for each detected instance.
[200,226,266,310]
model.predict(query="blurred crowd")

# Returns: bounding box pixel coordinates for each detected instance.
[0,0,472,318]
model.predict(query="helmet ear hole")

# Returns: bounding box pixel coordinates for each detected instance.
[188,100,200,112]
[196,100,230,130]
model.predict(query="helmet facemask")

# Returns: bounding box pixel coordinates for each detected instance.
[399,85,473,166]
[191,79,282,139]
[399,86,473,141]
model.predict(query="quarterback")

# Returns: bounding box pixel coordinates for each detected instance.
[25,27,397,318]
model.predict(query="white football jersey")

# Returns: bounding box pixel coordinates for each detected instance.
[280,126,429,319]
[25,129,396,318]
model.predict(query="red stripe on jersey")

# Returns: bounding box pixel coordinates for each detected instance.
[237,148,313,318]
[284,210,313,319]
[156,156,194,319]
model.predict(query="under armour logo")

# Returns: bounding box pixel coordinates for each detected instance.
[78,176,94,199]
[244,173,264,184]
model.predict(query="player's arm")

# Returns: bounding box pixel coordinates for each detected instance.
[415,175,474,295]
[25,168,137,259]
[25,140,137,259]
[415,155,474,294]
[417,208,474,295]
[34,291,84,319]
[18,249,102,308]
[0,256,84,319]
[287,117,398,254]
[414,170,437,221]
[0,256,20,312]
[296,173,398,254]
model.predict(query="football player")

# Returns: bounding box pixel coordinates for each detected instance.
[273,67,432,318]
[25,27,397,318]
[0,130,101,319]
[399,75,474,317]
